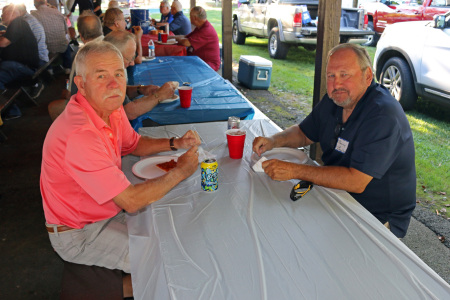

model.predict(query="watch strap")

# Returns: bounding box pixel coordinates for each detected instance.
[169,137,177,151]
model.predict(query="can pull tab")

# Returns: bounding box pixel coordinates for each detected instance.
[257,70,269,81]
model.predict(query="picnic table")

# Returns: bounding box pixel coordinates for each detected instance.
[141,34,187,57]
[127,56,255,131]
[123,119,450,300]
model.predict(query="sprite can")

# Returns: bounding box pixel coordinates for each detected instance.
[201,159,218,192]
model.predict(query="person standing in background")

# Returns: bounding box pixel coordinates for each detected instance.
[93,0,102,17]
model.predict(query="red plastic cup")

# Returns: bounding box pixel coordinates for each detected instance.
[161,33,168,43]
[178,86,193,108]
[226,129,246,159]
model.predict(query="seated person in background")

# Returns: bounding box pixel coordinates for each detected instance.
[32,0,72,74]
[16,4,49,67]
[0,4,40,119]
[40,41,201,298]
[165,0,191,35]
[48,12,104,121]
[252,44,416,239]
[103,8,142,64]
[152,0,173,26]
[104,30,177,120]
[176,6,220,71]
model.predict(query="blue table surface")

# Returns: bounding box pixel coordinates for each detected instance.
[127,56,255,130]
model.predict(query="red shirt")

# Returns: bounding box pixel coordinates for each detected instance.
[186,20,221,71]
[40,93,141,228]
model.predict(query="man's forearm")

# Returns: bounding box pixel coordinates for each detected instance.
[272,125,313,149]
[123,94,159,121]
[291,164,372,194]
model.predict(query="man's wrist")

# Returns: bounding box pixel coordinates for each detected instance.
[169,137,178,151]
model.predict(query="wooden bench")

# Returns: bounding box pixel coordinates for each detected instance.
[60,262,123,300]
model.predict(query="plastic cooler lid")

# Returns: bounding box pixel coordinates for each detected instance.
[239,55,272,67]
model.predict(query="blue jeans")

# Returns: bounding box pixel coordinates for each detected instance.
[0,60,35,89]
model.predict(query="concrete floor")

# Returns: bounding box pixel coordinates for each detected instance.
[0,70,448,299]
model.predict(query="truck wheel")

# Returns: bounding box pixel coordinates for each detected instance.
[268,28,289,59]
[363,21,379,47]
[380,57,417,111]
[232,20,246,45]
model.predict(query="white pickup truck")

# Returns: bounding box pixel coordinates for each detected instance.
[232,0,374,59]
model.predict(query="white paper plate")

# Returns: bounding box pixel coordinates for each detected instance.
[156,40,177,45]
[250,148,308,165]
[132,156,178,179]
[159,94,179,104]
[143,56,156,61]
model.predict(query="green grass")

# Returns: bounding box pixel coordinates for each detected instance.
[207,8,450,216]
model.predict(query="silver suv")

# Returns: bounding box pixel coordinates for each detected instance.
[373,11,450,110]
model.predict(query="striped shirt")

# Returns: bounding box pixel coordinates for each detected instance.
[32,5,69,53]
[22,13,49,62]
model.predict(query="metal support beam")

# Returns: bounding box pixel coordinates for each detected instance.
[310,0,341,163]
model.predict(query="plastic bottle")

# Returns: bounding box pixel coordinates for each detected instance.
[148,40,155,59]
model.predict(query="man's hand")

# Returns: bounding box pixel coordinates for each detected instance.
[252,136,275,156]
[156,82,176,101]
[262,159,296,181]
[175,146,199,178]
[132,26,143,39]
[175,130,201,149]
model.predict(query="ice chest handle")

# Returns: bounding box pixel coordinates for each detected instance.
[256,69,270,81]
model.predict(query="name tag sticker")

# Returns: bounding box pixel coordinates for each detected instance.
[335,137,349,153]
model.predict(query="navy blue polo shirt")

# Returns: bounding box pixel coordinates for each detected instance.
[300,81,416,238]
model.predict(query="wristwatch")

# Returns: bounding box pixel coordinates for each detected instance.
[136,85,144,95]
[169,137,177,151]
[153,92,160,102]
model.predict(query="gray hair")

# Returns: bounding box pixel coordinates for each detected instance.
[75,41,124,80]
[172,0,182,12]
[327,43,372,72]
[77,13,103,42]
[103,30,136,53]
[160,0,170,7]
[103,8,123,26]
[108,0,120,8]
[191,6,206,20]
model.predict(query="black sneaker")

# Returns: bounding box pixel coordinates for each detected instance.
[31,81,44,99]
[4,103,22,120]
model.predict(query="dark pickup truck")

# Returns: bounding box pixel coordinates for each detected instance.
[232,0,373,59]
[360,0,450,46]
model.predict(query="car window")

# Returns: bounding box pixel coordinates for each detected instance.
[430,0,449,6]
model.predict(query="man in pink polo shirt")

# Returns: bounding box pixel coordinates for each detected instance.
[40,41,200,297]
[176,6,220,71]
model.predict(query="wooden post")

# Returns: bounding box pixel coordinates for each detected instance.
[310,0,341,163]
[222,0,233,81]
[190,0,196,9]
[352,0,358,8]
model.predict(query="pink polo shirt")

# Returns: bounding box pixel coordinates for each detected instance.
[40,93,141,229]
[186,20,221,71]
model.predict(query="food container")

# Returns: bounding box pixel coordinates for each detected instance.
[238,55,272,90]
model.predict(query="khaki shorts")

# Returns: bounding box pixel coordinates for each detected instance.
[47,211,130,273]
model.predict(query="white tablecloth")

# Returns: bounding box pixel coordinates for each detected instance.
[123,120,450,300]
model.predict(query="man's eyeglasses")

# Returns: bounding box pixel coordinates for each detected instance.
[330,122,344,148]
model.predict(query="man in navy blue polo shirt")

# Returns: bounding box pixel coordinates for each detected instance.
[252,43,416,238]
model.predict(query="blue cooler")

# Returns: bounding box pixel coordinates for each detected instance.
[130,9,150,29]
[238,55,272,90]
